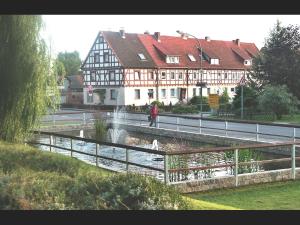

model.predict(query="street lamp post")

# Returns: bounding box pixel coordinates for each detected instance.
[176,30,205,118]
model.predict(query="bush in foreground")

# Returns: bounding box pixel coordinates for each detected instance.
[0,142,188,210]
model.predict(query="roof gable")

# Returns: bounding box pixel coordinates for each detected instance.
[102,31,156,68]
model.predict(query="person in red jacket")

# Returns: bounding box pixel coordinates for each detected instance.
[149,103,158,127]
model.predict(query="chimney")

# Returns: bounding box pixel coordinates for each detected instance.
[205,36,211,42]
[120,28,125,39]
[181,33,188,40]
[154,32,161,42]
[234,38,240,46]
[144,30,150,34]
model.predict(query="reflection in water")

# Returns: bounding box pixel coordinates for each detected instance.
[32,130,295,183]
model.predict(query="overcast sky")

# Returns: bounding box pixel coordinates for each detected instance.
[41,15,300,60]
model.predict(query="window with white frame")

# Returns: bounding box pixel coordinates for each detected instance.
[148,89,154,99]
[91,71,96,81]
[161,89,166,98]
[161,72,166,79]
[110,89,117,100]
[94,53,100,63]
[103,52,109,63]
[87,92,93,103]
[231,87,235,92]
[193,88,196,96]
[134,89,140,99]
[179,72,183,79]
[166,56,179,64]
[138,53,146,60]
[171,72,175,79]
[188,54,196,61]
[193,72,197,79]
[210,58,219,65]
[109,71,115,81]
[170,88,176,97]
[244,60,252,65]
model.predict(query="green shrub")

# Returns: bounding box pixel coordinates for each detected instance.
[0,142,189,210]
[94,173,188,210]
[0,142,107,177]
[188,96,210,111]
[94,119,107,141]
[150,100,163,108]
[172,105,199,114]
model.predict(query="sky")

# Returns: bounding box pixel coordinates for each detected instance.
[41,15,300,60]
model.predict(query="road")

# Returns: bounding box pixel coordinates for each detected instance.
[42,108,300,143]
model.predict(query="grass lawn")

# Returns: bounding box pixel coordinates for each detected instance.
[0,141,233,210]
[186,180,300,210]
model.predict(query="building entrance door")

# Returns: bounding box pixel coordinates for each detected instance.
[179,88,186,100]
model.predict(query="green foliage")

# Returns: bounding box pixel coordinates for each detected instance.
[0,142,188,210]
[188,96,210,111]
[57,51,82,76]
[150,100,163,108]
[0,15,58,143]
[52,59,66,85]
[90,173,188,210]
[171,105,199,114]
[258,84,299,119]
[94,119,107,141]
[232,85,259,118]
[224,149,261,174]
[250,20,300,99]
[219,89,231,112]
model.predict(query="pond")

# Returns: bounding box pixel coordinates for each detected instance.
[32,129,297,183]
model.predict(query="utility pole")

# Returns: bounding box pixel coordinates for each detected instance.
[239,72,246,119]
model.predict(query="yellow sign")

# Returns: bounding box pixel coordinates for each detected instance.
[208,94,219,109]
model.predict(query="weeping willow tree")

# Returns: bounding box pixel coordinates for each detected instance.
[0,15,59,142]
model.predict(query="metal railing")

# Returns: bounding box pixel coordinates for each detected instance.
[164,141,300,185]
[105,112,300,143]
[27,131,300,187]
[27,131,168,183]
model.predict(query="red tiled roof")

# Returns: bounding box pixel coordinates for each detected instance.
[138,34,259,70]
[102,31,156,68]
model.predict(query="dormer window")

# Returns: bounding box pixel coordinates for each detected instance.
[188,54,196,62]
[244,60,252,66]
[166,56,179,64]
[210,58,219,65]
[138,53,146,61]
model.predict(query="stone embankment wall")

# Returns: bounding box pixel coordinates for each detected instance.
[172,168,300,193]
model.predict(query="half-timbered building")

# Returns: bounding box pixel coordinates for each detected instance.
[81,29,259,106]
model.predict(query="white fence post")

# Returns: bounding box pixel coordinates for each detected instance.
[234,149,239,187]
[292,144,296,180]
[83,113,86,125]
[70,138,73,157]
[126,148,129,172]
[157,116,160,128]
[256,124,259,141]
[199,119,202,134]
[164,154,169,185]
[49,135,52,152]
[225,121,228,136]
[95,144,98,167]
[293,128,296,142]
